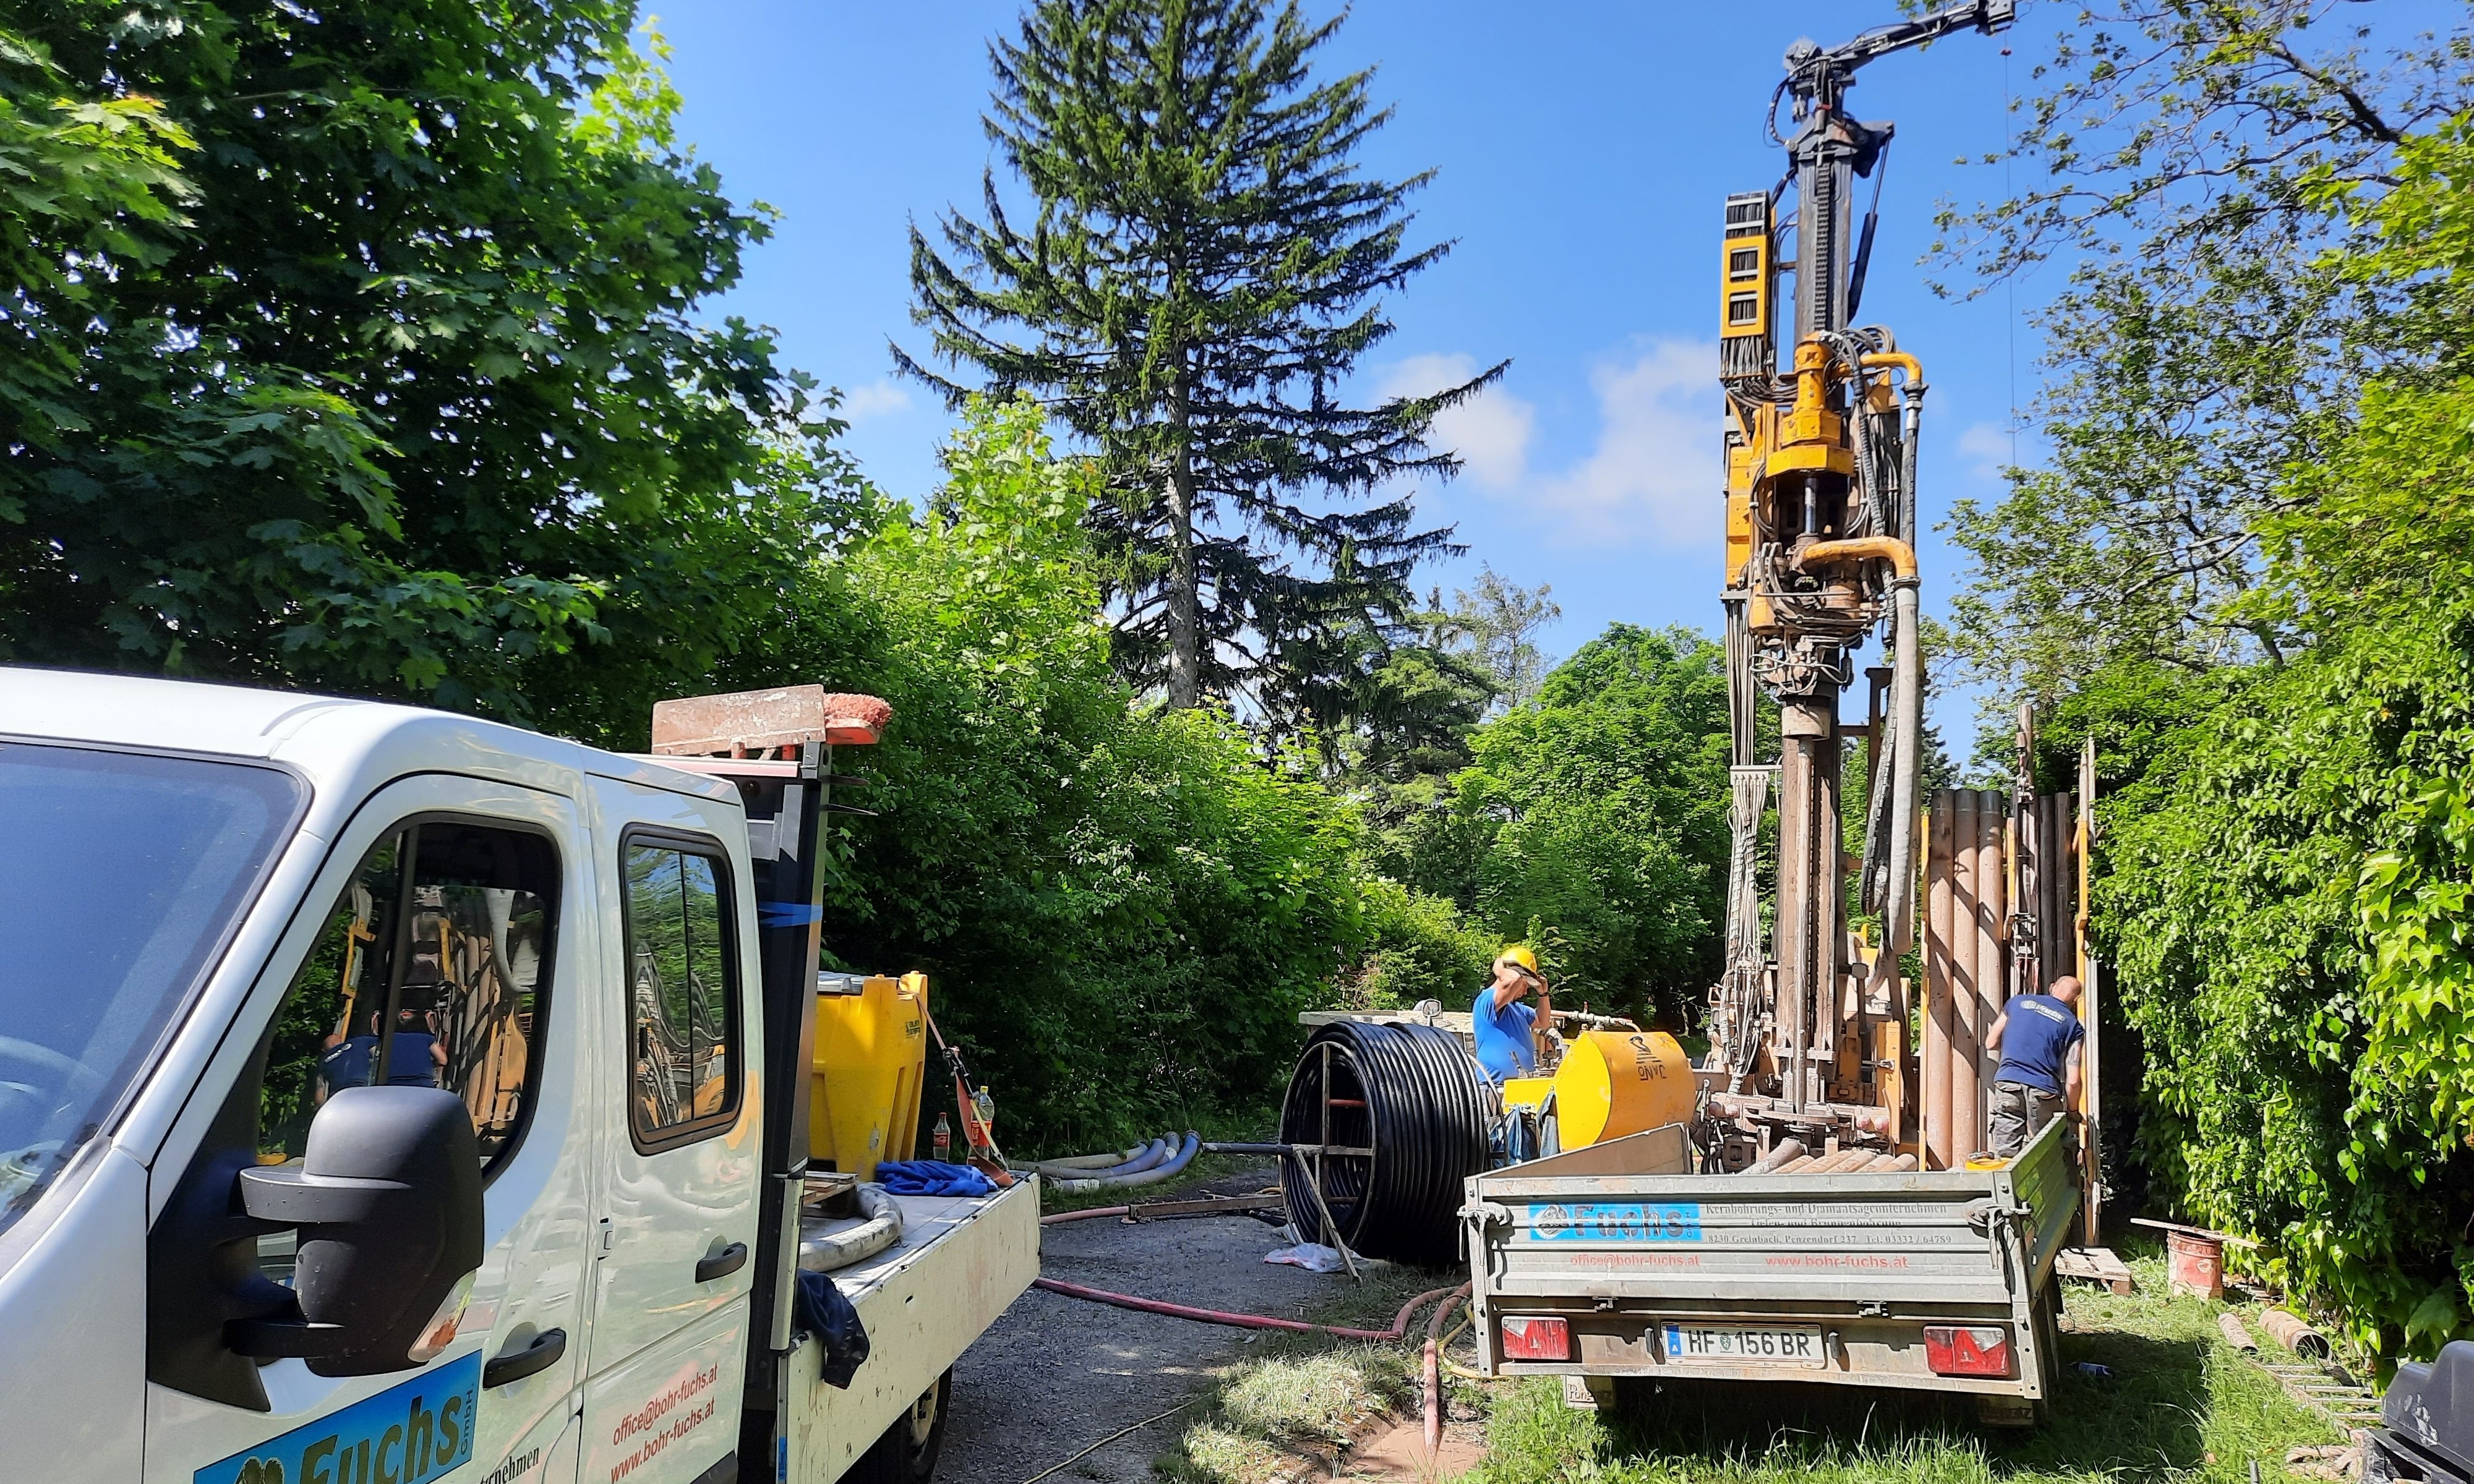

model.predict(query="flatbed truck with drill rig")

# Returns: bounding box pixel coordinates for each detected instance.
[1460,0,2101,1426]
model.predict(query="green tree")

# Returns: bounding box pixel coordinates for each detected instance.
[1,1,850,727]
[2061,119,2474,1363]
[811,399,1364,1148]
[1937,2,2472,717]
[1442,625,1734,1021]
[899,0,1497,715]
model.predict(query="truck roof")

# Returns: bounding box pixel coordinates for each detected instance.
[0,665,740,809]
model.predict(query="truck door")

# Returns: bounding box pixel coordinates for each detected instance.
[576,780,764,1484]
[143,775,594,1484]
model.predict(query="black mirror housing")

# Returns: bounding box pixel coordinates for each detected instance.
[231,1086,484,1376]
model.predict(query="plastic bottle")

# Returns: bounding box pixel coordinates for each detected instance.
[971,1085,996,1145]
[932,1112,952,1162]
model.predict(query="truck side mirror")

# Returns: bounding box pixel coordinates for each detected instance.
[228,1086,485,1376]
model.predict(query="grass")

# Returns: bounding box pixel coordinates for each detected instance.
[1145,1237,2356,1484]
[1153,1261,1448,1484]
[1473,1237,2348,1484]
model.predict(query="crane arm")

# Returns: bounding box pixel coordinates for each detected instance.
[1786,0,2015,104]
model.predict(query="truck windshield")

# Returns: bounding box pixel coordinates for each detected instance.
[0,741,302,1239]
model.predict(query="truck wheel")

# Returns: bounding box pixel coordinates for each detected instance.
[850,1370,952,1484]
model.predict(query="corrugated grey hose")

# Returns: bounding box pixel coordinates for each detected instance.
[1045,1133,1201,1194]
[1013,1136,1176,1181]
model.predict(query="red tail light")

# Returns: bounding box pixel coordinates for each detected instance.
[1922,1324,2011,1377]
[1500,1315,1572,1361]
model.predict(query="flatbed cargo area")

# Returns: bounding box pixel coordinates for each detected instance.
[1466,1119,2076,1415]
[787,1181,1043,1482]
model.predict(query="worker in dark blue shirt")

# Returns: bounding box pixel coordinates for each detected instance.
[1472,945,1554,1083]
[1984,976,2085,1159]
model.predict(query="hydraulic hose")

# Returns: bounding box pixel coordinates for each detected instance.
[1882,573,1924,962]
[1278,1021,1492,1267]
[1045,1132,1201,1193]
[798,1183,905,1273]
[1032,1277,1463,1344]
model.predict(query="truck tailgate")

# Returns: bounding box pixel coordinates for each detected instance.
[1466,1120,2079,1397]
[786,1178,1041,1482]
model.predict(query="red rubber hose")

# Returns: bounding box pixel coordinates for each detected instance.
[1423,1281,1472,1456]
[1032,1277,1462,1344]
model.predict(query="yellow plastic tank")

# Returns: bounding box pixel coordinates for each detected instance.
[1553,1030,1695,1148]
[810,971,928,1180]
[1499,1075,1556,1114]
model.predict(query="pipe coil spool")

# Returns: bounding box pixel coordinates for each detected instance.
[1277,1021,1491,1266]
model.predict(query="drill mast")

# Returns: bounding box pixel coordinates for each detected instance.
[1703,1,2013,1167]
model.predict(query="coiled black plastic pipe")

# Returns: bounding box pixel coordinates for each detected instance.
[1277,1021,1491,1266]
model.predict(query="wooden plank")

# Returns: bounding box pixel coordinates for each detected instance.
[2056,1246,2136,1295]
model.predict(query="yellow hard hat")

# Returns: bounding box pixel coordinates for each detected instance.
[1497,944,1539,974]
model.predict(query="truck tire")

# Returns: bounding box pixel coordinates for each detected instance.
[849,1370,952,1484]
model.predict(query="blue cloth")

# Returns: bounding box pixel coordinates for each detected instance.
[1993,992,2084,1096]
[876,1159,995,1197]
[792,1271,871,1389]
[1471,984,1538,1083]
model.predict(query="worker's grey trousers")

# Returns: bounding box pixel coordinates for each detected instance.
[1987,1080,2073,1161]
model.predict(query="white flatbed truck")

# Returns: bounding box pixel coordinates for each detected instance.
[0,667,1038,1484]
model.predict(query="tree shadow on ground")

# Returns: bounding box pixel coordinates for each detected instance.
[1601,1329,2212,1477]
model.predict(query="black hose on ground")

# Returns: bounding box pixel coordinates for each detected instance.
[1277,1021,1491,1267]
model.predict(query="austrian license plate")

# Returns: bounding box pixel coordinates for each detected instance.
[1662,1323,1826,1366]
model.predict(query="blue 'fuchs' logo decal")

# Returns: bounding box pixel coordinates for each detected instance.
[195,1350,481,1484]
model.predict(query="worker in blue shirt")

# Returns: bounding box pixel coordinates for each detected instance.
[1984,975,2085,1159]
[1471,945,1554,1083]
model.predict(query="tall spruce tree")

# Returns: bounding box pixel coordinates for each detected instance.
[899,0,1497,712]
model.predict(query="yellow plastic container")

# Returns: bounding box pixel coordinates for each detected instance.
[1553,1030,1695,1148]
[1499,1075,1556,1114]
[810,971,928,1180]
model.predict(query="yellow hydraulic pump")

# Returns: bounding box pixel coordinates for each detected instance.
[1554,1030,1696,1148]
[810,971,928,1180]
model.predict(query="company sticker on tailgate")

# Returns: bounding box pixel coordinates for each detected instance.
[1523,1201,1702,1243]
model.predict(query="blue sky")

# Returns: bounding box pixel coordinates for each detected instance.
[657,3,2050,745]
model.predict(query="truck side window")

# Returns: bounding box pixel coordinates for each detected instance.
[259,821,557,1169]
[622,838,739,1146]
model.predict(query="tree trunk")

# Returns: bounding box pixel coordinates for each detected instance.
[1165,380,1201,709]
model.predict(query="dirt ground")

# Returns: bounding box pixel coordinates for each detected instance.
[940,1164,1351,1484]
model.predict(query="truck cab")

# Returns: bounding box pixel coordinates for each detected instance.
[0,667,1037,1484]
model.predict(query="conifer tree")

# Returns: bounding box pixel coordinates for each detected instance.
[899,0,1498,711]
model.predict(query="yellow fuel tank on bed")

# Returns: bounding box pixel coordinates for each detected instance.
[810,971,928,1180]
[1554,1030,1695,1147]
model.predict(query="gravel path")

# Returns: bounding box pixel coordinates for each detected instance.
[940,1166,1350,1484]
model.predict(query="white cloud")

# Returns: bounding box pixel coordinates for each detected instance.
[1379,352,1535,490]
[1379,339,1723,547]
[837,377,913,424]
[1530,339,1721,547]
[1957,420,2015,486]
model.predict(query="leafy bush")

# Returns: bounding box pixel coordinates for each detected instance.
[811,399,1363,1151]
[1333,878,1497,1012]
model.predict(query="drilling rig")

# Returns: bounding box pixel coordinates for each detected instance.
[1700,0,2016,1169]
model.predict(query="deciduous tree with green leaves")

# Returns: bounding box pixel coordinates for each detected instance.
[1,1,854,730]
[899,0,1497,717]
[1937,1,2472,719]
